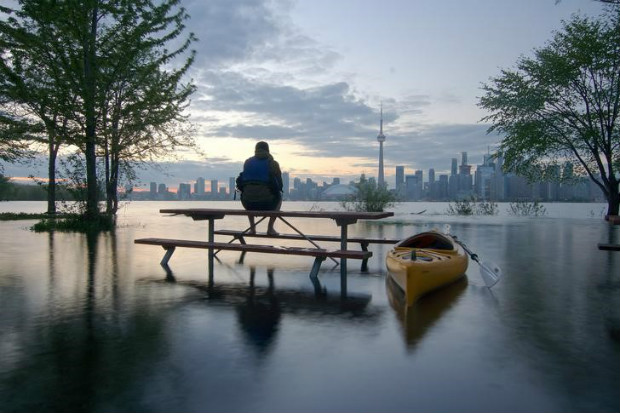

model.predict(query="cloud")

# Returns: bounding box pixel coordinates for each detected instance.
[179,0,502,178]
[184,0,283,67]
[384,123,497,173]
[2,0,505,191]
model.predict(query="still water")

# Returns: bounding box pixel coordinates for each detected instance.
[0,201,618,413]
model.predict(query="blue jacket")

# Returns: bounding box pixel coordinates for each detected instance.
[236,150,283,201]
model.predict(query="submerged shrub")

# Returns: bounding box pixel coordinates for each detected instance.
[507,200,547,216]
[476,199,499,215]
[31,214,115,233]
[447,198,475,215]
[447,197,498,216]
[340,175,397,212]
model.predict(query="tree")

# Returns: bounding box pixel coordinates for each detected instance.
[1,0,196,219]
[479,9,620,216]
[97,2,196,214]
[341,174,397,212]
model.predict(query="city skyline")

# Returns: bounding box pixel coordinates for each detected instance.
[137,148,603,204]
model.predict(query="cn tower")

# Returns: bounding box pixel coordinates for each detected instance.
[377,105,386,187]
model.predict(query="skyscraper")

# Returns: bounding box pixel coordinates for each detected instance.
[229,177,236,198]
[395,166,405,195]
[377,106,386,187]
[282,172,290,198]
[195,177,205,195]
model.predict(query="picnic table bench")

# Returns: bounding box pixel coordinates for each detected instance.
[212,229,399,271]
[134,208,395,296]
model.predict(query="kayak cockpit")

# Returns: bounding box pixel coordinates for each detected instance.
[395,231,455,250]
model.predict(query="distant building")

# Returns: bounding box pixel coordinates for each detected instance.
[178,183,191,200]
[405,174,421,200]
[320,184,356,201]
[195,177,205,196]
[475,155,494,200]
[229,177,236,198]
[282,172,290,198]
[395,166,405,197]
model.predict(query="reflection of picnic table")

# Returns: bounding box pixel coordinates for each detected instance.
[134,208,396,296]
[599,215,620,252]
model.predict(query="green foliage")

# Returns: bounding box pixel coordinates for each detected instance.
[0,212,66,221]
[507,201,547,216]
[446,196,499,216]
[340,175,397,212]
[476,199,499,215]
[0,173,12,200]
[479,9,620,216]
[31,214,114,233]
[446,198,475,215]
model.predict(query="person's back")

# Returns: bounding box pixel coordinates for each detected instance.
[237,141,283,234]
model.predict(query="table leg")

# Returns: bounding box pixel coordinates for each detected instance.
[340,224,347,297]
[208,218,214,286]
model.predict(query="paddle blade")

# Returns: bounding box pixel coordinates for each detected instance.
[479,261,502,288]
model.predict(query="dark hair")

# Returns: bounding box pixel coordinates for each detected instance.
[255,141,269,152]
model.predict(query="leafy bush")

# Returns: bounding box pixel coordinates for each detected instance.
[507,200,547,216]
[446,198,475,215]
[446,196,498,216]
[340,175,397,212]
[476,199,499,215]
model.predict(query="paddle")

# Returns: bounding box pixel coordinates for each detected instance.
[452,236,502,288]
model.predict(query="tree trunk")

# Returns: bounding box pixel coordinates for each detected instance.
[607,186,620,217]
[104,136,112,215]
[83,4,99,220]
[107,155,119,215]
[47,142,57,215]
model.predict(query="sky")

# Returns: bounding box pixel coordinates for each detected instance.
[3,0,609,191]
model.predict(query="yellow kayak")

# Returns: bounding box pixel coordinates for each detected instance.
[386,231,468,306]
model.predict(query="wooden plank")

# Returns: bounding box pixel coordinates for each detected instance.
[134,238,372,259]
[159,208,393,221]
[213,229,399,244]
[598,243,620,251]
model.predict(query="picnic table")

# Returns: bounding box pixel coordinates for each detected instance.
[135,208,397,296]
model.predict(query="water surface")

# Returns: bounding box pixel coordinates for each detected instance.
[0,201,618,412]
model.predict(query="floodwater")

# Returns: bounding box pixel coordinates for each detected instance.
[0,201,618,413]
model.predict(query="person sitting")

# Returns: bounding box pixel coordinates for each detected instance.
[236,141,283,235]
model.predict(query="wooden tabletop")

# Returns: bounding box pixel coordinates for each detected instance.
[159,208,394,224]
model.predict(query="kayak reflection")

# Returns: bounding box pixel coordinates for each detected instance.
[386,275,468,351]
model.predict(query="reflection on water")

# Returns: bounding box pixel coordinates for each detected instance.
[0,201,618,412]
[156,265,378,359]
[386,275,468,351]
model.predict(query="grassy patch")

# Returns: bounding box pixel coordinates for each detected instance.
[31,214,115,233]
[0,212,66,221]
